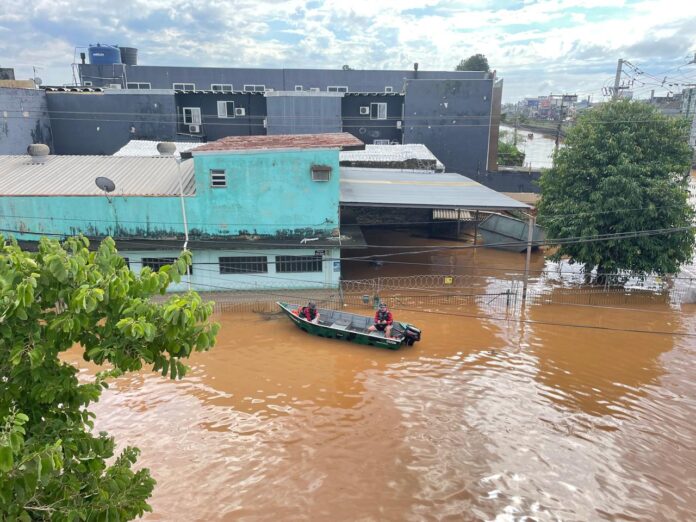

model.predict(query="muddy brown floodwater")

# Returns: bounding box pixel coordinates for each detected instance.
[65,308,696,520]
[63,222,696,521]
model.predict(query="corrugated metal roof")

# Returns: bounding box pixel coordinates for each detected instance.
[340,144,444,170]
[192,133,364,153]
[114,140,201,157]
[0,155,195,196]
[340,168,530,210]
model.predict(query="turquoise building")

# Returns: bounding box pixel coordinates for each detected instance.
[0,134,365,291]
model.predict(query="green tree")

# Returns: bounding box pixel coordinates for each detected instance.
[0,236,219,520]
[538,100,695,279]
[455,54,490,72]
[498,139,525,167]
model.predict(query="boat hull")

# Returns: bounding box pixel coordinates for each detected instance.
[277,302,420,350]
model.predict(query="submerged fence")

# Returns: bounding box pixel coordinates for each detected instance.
[195,271,696,314]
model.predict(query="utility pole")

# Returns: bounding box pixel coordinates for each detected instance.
[612,58,624,100]
[552,93,577,154]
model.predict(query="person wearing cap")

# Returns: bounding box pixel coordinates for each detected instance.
[368,302,393,338]
[299,302,320,324]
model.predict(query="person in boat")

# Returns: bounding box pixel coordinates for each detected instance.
[368,302,393,338]
[299,302,320,324]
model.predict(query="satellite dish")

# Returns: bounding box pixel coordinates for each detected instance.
[95,176,116,193]
[33,77,42,86]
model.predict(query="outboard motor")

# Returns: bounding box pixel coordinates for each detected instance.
[403,325,421,345]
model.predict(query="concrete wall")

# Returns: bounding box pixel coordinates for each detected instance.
[190,149,340,237]
[78,63,488,91]
[266,94,342,135]
[471,168,541,193]
[174,92,266,140]
[0,88,53,154]
[123,247,341,291]
[341,94,403,144]
[46,91,177,155]
[403,78,493,176]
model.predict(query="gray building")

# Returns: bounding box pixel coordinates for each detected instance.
[0,87,53,154]
[73,57,502,175]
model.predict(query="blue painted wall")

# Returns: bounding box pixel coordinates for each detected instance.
[0,149,340,240]
[188,149,340,237]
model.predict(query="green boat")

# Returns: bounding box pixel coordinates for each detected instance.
[277,302,422,350]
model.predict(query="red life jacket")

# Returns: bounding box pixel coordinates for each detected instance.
[375,309,393,324]
[302,307,317,321]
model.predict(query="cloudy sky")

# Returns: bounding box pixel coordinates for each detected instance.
[2,0,695,102]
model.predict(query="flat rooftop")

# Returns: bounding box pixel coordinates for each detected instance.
[340,144,444,171]
[192,133,364,153]
[340,168,529,211]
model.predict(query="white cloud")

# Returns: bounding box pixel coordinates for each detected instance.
[1,0,695,101]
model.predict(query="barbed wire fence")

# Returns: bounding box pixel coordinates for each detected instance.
[194,271,696,315]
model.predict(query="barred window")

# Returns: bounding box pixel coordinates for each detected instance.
[210,169,227,188]
[219,256,268,274]
[276,255,323,273]
[141,257,192,274]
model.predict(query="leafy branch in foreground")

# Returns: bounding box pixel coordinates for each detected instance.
[0,236,219,520]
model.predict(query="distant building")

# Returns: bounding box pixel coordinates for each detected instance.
[682,87,696,151]
[51,47,503,175]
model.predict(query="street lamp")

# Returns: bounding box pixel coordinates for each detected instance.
[157,142,191,290]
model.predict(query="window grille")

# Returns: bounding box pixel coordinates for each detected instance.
[219,256,268,274]
[276,255,323,273]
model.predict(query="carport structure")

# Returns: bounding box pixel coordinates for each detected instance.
[339,167,537,299]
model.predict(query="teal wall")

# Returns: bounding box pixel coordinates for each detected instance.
[188,149,340,237]
[0,148,340,241]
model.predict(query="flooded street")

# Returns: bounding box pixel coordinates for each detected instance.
[64,230,696,521]
[500,125,557,169]
[64,171,696,521]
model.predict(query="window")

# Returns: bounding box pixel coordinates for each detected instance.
[276,255,323,273]
[327,86,348,93]
[142,257,192,274]
[370,102,387,120]
[210,169,227,187]
[217,100,235,118]
[295,85,303,91]
[173,83,196,91]
[219,256,268,274]
[83,81,92,87]
[183,107,201,125]
[211,83,233,92]
[373,139,390,145]
[126,82,151,89]
[244,84,266,92]
[384,86,393,93]
[311,164,332,181]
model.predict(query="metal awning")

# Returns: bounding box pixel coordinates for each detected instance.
[340,168,530,211]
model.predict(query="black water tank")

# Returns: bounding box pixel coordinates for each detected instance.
[119,47,138,66]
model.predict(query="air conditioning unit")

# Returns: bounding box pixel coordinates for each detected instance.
[108,83,122,89]
[359,106,369,115]
[396,120,402,129]
[263,118,267,129]
[188,124,200,133]
[235,107,246,116]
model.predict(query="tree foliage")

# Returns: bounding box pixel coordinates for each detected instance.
[0,236,219,520]
[455,54,490,72]
[498,139,525,167]
[538,100,695,277]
